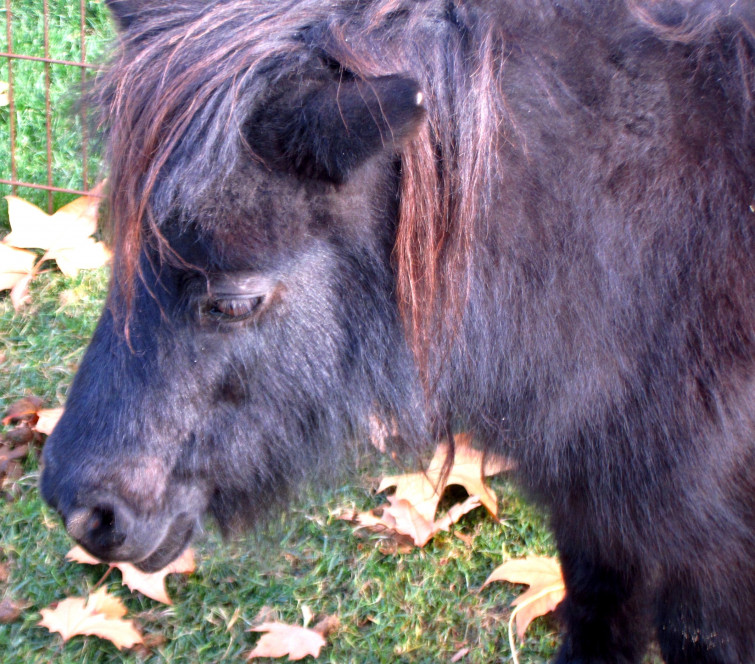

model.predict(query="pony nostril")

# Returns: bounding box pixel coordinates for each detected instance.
[65,501,130,558]
[89,505,113,531]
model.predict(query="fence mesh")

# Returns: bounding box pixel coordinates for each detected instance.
[1,1,112,219]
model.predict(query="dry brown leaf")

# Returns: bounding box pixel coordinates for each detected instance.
[66,545,195,605]
[379,433,511,523]
[65,545,101,566]
[344,493,481,547]
[430,495,482,538]
[451,646,470,662]
[132,631,168,658]
[38,587,143,650]
[341,434,507,548]
[3,185,110,280]
[0,598,22,624]
[4,190,100,250]
[2,396,44,426]
[248,621,328,660]
[117,549,195,605]
[483,556,565,640]
[0,243,36,304]
[380,495,435,546]
[0,460,23,491]
[10,272,34,310]
[0,443,29,466]
[311,615,339,638]
[46,238,111,278]
[0,437,26,492]
[35,408,64,436]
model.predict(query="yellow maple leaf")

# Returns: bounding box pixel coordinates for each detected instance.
[248,621,330,661]
[38,587,143,650]
[66,546,195,605]
[50,237,112,278]
[0,242,37,309]
[483,555,565,661]
[35,407,64,436]
[3,184,110,279]
[117,549,195,605]
[342,434,510,548]
[4,194,99,250]
[345,493,482,547]
[0,243,36,290]
[379,433,512,522]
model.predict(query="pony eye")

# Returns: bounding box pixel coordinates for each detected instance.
[207,296,264,320]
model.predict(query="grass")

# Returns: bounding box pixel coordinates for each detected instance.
[0,5,561,658]
[0,3,663,664]
[0,271,560,664]
[0,0,114,229]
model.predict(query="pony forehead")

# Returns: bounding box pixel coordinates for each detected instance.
[96,0,755,330]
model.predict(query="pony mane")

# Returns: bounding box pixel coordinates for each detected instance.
[94,0,755,372]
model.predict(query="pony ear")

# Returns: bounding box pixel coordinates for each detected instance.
[105,0,148,30]
[248,75,425,183]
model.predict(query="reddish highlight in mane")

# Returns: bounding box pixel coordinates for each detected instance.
[95,0,754,373]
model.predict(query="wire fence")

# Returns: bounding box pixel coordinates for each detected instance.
[1,1,110,216]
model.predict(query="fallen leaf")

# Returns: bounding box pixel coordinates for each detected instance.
[4,191,100,250]
[430,495,482,537]
[0,598,22,623]
[38,587,143,650]
[4,426,33,446]
[35,408,64,436]
[344,493,481,547]
[66,546,196,605]
[10,272,34,310]
[46,237,111,278]
[0,444,29,467]
[0,81,8,107]
[117,549,195,605]
[451,646,470,662]
[378,495,434,547]
[0,459,23,492]
[379,433,511,523]
[0,437,26,492]
[248,621,328,660]
[65,546,101,566]
[311,615,339,638]
[483,556,565,640]
[342,434,509,548]
[132,631,168,658]
[2,396,44,426]
[0,243,36,299]
[2,185,110,282]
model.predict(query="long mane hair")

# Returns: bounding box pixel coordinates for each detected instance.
[94,0,755,375]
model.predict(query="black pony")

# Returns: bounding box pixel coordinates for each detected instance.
[40,1,755,661]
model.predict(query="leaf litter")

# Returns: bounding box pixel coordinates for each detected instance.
[38,587,143,650]
[1,185,110,309]
[482,556,565,663]
[66,546,196,605]
[341,434,513,547]
[248,613,339,661]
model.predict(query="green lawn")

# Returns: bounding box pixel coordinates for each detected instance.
[0,272,561,664]
[0,0,114,228]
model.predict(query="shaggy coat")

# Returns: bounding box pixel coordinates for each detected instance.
[41,1,755,662]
